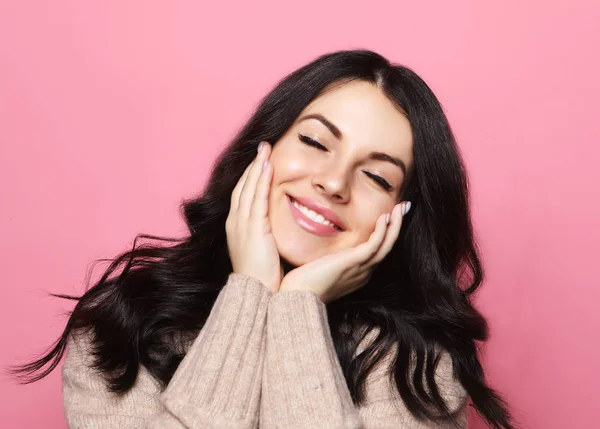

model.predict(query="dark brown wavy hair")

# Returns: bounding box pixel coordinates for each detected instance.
[10,49,516,429]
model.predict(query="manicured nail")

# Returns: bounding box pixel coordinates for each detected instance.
[385,213,391,224]
[262,160,268,171]
[402,201,412,217]
[258,141,264,153]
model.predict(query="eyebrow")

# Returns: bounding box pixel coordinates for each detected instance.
[299,113,408,176]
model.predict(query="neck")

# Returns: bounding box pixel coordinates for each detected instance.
[280,257,296,276]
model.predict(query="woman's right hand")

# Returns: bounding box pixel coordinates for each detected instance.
[226,141,282,293]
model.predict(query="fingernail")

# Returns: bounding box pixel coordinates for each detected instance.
[402,201,412,217]
[385,213,391,224]
[258,141,264,153]
[262,160,268,171]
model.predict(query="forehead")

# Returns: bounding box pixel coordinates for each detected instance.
[300,80,413,154]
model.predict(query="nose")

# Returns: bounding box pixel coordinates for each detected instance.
[311,165,350,203]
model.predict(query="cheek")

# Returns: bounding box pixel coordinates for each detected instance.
[349,193,393,242]
[270,145,313,182]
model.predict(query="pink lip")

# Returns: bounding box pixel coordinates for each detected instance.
[287,194,345,237]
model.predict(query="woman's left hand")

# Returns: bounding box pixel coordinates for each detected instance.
[279,202,410,304]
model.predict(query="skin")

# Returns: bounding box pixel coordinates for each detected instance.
[269,80,414,266]
[227,80,415,303]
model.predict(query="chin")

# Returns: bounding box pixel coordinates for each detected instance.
[270,193,344,267]
[275,238,318,267]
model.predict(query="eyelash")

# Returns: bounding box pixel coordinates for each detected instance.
[298,134,393,192]
[298,134,327,151]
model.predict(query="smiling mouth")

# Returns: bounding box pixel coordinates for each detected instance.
[288,196,344,231]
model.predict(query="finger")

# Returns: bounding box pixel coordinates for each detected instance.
[367,203,405,267]
[250,158,273,219]
[349,213,389,265]
[230,160,254,213]
[239,142,270,217]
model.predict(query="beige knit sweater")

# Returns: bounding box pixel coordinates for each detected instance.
[63,273,468,428]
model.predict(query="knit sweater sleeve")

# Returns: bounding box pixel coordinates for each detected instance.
[259,290,469,429]
[62,273,271,429]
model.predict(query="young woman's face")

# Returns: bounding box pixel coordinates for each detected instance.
[268,80,414,267]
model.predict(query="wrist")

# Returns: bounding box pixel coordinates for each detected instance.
[277,283,325,302]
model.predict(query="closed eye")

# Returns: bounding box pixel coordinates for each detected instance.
[299,133,392,191]
[299,134,328,151]
[364,171,393,191]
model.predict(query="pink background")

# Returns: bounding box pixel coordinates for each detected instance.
[1,1,599,427]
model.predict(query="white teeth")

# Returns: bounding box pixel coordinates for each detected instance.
[292,200,337,228]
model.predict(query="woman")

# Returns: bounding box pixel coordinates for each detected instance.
[13,49,516,428]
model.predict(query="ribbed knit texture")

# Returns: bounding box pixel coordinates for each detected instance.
[160,273,270,429]
[260,290,362,429]
[62,275,468,429]
[259,290,468,429]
